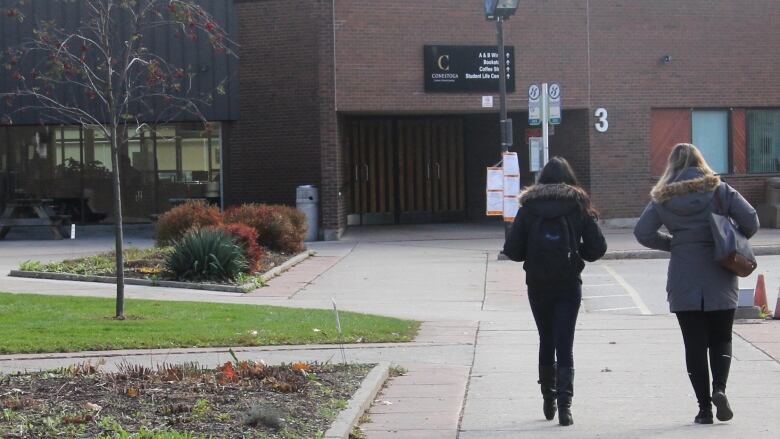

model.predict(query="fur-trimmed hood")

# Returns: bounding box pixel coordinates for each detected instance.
[520,183,590,204]
[520,183,590,218]
[651,173,721,203]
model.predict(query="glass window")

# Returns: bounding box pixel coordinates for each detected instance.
[747,110,780,173]
[155,126,177,181]
[692,110,729,174]
[180,126,210,182]
[55,127,82,166]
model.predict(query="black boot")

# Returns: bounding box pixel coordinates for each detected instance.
[556,367,574,426]
[710,343,734,422]
[694,406,713,424]
[538,365,557,421]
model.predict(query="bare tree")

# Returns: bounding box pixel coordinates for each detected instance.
[1,0,237,318]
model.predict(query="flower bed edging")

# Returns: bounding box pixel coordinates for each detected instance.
[8,250,315,294]
[324,362,390,439]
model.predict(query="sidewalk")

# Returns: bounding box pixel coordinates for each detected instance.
[1,225,779,438]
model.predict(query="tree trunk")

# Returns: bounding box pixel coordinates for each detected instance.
[110,124,125,319]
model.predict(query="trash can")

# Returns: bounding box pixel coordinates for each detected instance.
[296,185,319,242]
[766,177,780,205]
[757,177,780,228]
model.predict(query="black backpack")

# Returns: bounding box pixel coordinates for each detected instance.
[524,215,583,288]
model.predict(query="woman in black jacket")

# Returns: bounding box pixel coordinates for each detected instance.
[503,157,607,426]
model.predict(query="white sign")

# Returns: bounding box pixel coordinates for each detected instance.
[528,84,541,126]
[482,96,494,108]
[594,107,609,132]
[504,175,520,196]
[486,191,503,216]
[503,196,520,222]
[549,82,562,125]
[502,152,520,176]
[529,137,544,172]
[486,167,503,191]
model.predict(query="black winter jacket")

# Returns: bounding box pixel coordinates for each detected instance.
[502,183,608,292]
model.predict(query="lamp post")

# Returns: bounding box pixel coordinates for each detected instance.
[485,0,519,240]
[485,0,519,153]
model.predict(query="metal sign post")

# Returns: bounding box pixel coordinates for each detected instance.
[541,83,550,178]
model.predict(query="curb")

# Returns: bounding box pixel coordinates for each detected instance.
[257,250,315,285]
[323,362,390,439]
[602,244,780,260]
[7,250,314,294]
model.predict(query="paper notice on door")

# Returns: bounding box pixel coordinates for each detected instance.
[486,191,503,216]
[504,175,520,196]
[502,152,520,176]
[486,167,503,191]
[503,196,520,222]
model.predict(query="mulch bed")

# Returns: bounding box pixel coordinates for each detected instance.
[26,248,294,286]
[122,249,292,282]
[0,360,372,438]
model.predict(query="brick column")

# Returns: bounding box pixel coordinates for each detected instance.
[318,0,345,240]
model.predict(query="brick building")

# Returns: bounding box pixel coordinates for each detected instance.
[223,0,780,239]
[3,1,780,240]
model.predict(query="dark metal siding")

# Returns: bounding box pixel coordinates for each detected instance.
[0,0,238,125]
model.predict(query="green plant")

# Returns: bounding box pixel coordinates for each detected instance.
[155,201,222,246]
[165,228,247,282]
[389,365,408,377]
[224,203,307,254]
[19,260,43,271]
[191,399,212,420]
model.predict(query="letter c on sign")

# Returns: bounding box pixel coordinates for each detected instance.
[594,108,608,133]
[437,55,450,71]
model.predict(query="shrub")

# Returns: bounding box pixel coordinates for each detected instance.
[165,228,247,282]
[216,223,264,272]
[223,204,307,254]
[155,201,222,246]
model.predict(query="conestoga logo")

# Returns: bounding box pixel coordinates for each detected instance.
[437,54,450,71]
[432,54,458,81]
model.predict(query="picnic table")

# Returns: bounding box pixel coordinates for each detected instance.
[0,199,71,240]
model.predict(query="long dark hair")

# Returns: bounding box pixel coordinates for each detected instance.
[538,156,580,186]
[538,157,598,217]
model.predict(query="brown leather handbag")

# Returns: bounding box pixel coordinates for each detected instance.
[709,187,757,277]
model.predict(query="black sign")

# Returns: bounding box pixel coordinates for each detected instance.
[424,45,515,93]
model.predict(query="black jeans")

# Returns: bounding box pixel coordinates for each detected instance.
[675,309,736,408]
[528,286,582,368]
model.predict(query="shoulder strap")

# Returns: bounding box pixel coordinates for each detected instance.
[712,183,726,215]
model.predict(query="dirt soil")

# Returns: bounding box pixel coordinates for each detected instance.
[0,361,372,438]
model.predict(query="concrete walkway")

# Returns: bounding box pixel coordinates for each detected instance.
[1,224,779,438]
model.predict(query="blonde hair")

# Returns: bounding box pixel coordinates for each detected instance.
[651,143,715,197]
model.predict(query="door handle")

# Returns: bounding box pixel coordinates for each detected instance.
[354,165,359,182]
[363,164,369,182]
[426,162,431,180]
[435,163,441,179]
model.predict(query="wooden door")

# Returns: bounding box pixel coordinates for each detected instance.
[398,118,465,223]
[345,117,465,225]
[345,119,395,225]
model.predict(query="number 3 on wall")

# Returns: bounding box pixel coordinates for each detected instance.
[594,108,608,133]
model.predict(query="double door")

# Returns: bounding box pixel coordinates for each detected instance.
[346,117,465,224]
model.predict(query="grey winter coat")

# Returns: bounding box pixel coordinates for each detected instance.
[634,169,760,312]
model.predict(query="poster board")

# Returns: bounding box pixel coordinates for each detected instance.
[503,196,520,222]
[502,152,519,176]
[503,175,520,196]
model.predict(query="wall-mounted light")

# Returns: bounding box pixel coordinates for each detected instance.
[661,54,672,65]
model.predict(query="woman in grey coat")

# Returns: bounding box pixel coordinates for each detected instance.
[634,143,759,425]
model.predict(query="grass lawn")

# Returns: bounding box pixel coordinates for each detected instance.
[0,293,420,354]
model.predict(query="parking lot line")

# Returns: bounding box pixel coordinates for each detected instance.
[602,264,653,315]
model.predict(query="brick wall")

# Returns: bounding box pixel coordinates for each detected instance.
[231,0,780,224]
[225,0,322,209]
[586,0,780,217]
